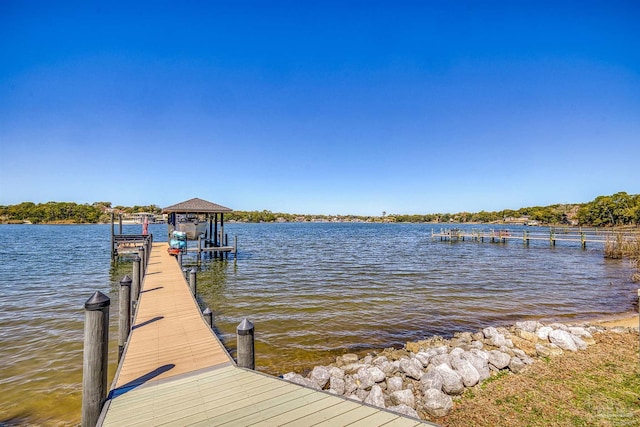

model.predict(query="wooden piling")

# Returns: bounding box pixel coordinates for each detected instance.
[118,276,132,361]
[110,212,115,261]
[132,255,141,307]
[81,291,110,427]
[138,246,146,275]
[203,307,213,329]
[234,235,238,256]
[118,214,123,235]
[177,251,183,266]
[237,318,255,370]
[197,235,202,264]
[189,268,197,296]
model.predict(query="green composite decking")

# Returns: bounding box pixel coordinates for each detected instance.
[99,242,434,426]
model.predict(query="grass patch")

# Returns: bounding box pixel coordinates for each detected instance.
[438,331,640,427]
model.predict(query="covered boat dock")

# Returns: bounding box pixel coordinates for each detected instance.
[163,197,236,259]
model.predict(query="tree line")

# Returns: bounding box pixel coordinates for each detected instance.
[1,192,638,226]
[0,201,162,224]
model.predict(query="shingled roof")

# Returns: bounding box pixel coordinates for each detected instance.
[163,198,232,213]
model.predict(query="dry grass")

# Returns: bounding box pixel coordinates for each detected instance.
[436,331,640,427]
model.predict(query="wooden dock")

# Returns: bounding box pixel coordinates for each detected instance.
[432,228,640,249]
[98,242,432,426]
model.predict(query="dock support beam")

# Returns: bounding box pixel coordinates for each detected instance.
[237,318,255,370]
[118,276,132,361]
[81,291,110,427]
[189,268,197,296]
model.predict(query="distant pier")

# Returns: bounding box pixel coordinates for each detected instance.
[432,227,640,249]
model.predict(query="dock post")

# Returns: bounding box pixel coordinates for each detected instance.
[225,233,229,259]
[581,232,586,249]
[237,318,255,370]
[197,235,202,264]
[189,268,197,296]
[234,235,238,256]
[203,307,214,329]
[110,212,115,261]
[118,275,132,362]
[144,238,150,269]
[132,255,141,306]
[177,251,183,266]
[118,214,123,235]
[138,246,146,278]
[81,291,110,427]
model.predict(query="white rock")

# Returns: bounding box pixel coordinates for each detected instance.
[421,388,453,417]
[364,385,385,408]
[515,320,538,332]
[429,354,452,369]
[570,334,588,350]
[449,347,465,357]
[329,366,345,380]
[420,369,443,392]
[400,358,424,380]
[330,377,345,395]
[509,357,526,374]
[549,323,569,331]
[434,364,464,395]
[414,351,431,367]
[309,366,331,388]
[387,376,404,393]
[569,326,592,339]
[461,351,490,381]
[433,345,449,355]
[548,330,578,351]
[451,356,480,387]
[488,350,511,370]
[390,389,415,408]
[536,326,553,341]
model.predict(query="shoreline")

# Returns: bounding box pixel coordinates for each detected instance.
[591,311,639,328]
[282,313,639,422]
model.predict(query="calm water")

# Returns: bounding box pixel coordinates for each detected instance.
[0,223,636,425]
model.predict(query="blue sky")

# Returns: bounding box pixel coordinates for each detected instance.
[1,1,638,215]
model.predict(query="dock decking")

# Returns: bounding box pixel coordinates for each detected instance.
[99,242,432,426]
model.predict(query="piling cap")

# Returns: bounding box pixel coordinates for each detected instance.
[190,268,197,274]
[134,255,141,262]
[85,291,110,311]
[120,275,132,286]
[237,318,254,335]
[203,307,212,315]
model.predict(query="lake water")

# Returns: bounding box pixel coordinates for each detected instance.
[0,223,636,425]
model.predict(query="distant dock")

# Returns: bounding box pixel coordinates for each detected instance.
[432,227,639,249]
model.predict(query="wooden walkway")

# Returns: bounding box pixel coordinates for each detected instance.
[432,228,640,248]
[99,242,432,426]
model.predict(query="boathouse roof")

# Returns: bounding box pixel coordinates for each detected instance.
[163,198,232,213]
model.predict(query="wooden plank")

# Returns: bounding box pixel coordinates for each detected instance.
[216,389,328,426]
[275,400,359,426]
[205,386,317,426]
[312,405,386,426]
[247,394,342,426]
